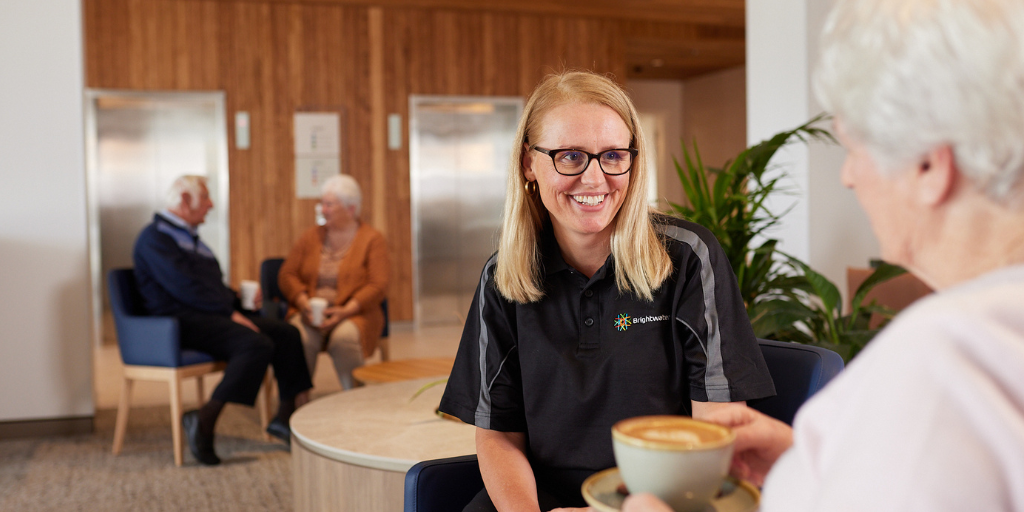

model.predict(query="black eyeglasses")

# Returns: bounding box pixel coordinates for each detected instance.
[530,146,637,176]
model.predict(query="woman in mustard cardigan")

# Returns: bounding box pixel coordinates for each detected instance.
[279,175,390,389]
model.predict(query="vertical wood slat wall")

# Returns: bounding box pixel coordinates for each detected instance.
[83,0,689,321]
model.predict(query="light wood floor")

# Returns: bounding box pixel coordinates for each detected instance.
[92,322,464,410]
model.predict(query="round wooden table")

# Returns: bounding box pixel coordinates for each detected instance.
[352,357,455,385]
[290,377,475,512]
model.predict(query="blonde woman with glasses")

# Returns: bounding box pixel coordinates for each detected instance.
[439,71,775,511]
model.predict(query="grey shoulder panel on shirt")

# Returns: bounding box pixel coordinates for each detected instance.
[657,222,732,402]
[473,255,499,428]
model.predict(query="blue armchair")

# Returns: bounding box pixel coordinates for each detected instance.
[402,339,845,511]
[108,268,271,466]
[260,257,289,320]
[748,338,845,425]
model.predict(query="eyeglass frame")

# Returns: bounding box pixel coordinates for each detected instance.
[529,145,638,176]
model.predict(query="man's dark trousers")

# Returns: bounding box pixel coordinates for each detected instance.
[177,313,312,406]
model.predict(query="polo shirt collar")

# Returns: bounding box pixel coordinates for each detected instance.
[157,209,199,237]
[539,226,615,280]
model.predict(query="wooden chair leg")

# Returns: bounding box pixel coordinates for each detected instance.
[111,377,133,455]
[168,372,185,467]
[195,375,205,407]
[379,337,391,362]
[258,369,273,441]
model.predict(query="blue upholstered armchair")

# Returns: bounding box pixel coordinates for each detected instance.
[108,268,271,466]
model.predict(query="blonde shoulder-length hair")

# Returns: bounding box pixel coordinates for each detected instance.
[495,70,672,303]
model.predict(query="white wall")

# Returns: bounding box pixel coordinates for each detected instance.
[0,0,93,421]
[747,0,879,300]
[681,67,747,181]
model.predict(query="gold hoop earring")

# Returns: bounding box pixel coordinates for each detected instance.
[524,180,538,195]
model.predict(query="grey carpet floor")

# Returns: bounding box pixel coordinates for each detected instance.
[0,405,293,512]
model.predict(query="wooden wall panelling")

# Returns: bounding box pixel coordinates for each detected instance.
[369,7,388,240]
[380,8,415,321]
[220,1,275,284]
[83,0,130,86]
[172,1,221,89]
[272,3,308,258]
[240,0,746,27]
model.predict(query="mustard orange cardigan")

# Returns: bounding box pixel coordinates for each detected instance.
[279,223,390,358]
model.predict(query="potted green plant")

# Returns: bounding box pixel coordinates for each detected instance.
[749,259,905,361]
[669,116,903,361]
[669,116,833,310]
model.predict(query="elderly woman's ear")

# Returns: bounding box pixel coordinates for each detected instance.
[917,145,957,207]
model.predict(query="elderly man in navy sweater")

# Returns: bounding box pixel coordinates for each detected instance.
[133,175,312,465]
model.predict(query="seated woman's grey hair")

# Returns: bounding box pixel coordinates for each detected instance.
[814,0,1024,202]
[320,174,362,217]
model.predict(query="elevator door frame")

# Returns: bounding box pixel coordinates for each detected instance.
[409,95,523,326]
[83,89,231,347]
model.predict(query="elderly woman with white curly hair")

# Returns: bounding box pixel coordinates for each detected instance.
[279,174,390,390]
[625,0,1024,510]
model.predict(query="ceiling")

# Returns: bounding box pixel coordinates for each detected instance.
[255,0,747,79]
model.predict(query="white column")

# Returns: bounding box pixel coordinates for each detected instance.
[747,0,879,300]
[0,0,93,421]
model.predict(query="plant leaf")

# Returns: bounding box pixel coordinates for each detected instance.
[850,262,907,314]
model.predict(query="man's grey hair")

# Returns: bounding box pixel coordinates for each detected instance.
[321,174,362,217]
[814,0,1024,202]
[165,175,208,209]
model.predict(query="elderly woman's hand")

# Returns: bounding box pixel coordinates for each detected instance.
[293,293,320,327]
[318,300,361,334]
[702,405,793,486]
[319,306,345,333]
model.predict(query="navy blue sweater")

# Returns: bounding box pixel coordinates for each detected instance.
[133,213,236,317]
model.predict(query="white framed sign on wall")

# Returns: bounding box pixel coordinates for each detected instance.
[294,111,341,198]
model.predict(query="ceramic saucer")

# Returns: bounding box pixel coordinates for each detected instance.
[581,467,759,512]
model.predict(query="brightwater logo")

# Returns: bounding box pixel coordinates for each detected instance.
[614,314,632,331]
[614,313,670,332]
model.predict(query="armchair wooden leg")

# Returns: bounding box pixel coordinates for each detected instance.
[379,337,391,362]
[169,373,184,467]
[195,375,205,407]
[111,377,133,455]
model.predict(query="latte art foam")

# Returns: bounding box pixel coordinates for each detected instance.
[634,427,704,447]
[614,416,732,450]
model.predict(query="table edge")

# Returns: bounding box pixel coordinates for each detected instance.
[292,428,420,473]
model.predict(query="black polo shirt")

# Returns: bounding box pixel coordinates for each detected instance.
[440,215,775,477]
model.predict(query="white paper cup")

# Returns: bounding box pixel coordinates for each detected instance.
[309,297,328,327]
[240,280,259,311]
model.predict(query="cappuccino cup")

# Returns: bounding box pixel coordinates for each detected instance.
[240,280,259,311]
[309,297,328,327]
[612,415,735,512]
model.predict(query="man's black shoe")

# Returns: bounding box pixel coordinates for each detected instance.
[266,418,291,447]
[182,410,221,465]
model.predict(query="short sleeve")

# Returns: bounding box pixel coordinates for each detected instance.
[439,257,527,432]
[662,220,775,402]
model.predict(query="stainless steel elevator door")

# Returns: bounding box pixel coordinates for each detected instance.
[85,91,230,345]
[410,97,523,326]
